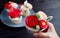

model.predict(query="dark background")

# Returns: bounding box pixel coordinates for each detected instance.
[0,0,60,38]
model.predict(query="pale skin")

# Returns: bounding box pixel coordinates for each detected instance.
[33,22,59,38]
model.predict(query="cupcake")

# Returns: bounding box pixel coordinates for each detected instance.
[5,1,22,24]
[20,1,33,16]
[25,15,49,32]
[8,8,22,24]
[5,1,19,11]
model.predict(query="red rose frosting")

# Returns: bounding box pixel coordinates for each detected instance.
[8,8,21,18]
[25,15,39,28]
[39,20,48,29]
[5,2,12,9]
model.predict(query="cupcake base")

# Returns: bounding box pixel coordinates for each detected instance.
[25,24,49,32]
[9,16,22,24]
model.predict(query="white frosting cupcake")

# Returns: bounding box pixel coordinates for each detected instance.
[35,11,47,20]
[20,1,33,16]
[27,3,33,10]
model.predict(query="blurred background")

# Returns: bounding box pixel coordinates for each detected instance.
[0,0,60,38]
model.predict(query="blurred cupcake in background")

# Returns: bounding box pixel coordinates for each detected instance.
[20,1,33,16]
[4,1,19,11]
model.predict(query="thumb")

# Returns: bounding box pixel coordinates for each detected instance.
[48,22,56,32]
[33,32,39,38]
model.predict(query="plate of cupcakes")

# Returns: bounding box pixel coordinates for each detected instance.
[0,1,34,27]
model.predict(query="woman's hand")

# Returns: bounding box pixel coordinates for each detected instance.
[33,22,59,38]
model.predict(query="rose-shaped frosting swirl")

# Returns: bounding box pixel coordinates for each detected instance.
[25,15,39,28]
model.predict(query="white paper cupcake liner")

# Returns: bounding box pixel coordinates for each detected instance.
[9,16,22,24]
